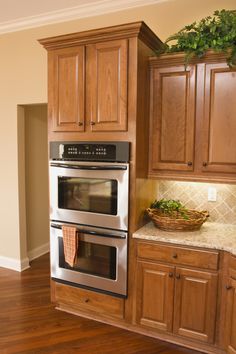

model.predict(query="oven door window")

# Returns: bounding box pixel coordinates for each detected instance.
[58,177,117,215]
[58,238,117,280]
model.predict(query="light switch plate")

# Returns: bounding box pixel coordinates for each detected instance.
[208,187,217,202]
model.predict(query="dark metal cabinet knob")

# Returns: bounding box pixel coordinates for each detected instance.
[84,298,90,303]
[169,272,174,278]
[187,161,193,166]
[202,162,208,167]
[90,121,95,125]
[226,285,232,290]
[78,122,83,126]
[172,253,178,259]
[176,273,181,279]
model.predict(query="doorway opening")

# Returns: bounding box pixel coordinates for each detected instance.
[18,104,49,265]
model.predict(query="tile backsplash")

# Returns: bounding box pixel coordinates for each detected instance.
[158,181,236,224]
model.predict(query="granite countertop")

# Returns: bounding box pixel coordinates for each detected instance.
[133,222,236,256]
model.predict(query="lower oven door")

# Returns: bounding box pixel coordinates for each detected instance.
[50,222,127,297]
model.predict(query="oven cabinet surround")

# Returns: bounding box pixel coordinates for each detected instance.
[39,22,163,141]
[134,241,220,348]
[40,22,163,325]
[225,255,236,354]
[149,51,236,183]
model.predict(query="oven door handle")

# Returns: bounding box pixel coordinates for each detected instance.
[50,163,127,171]
[50,223,126,239]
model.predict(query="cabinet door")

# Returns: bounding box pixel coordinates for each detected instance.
[49,46,85,132]
[173,267,218,343]
[136,261,175,332]
[150,65,196,172]
[86,39,128,132]
[201,63,236,173]
[226,278,236,354]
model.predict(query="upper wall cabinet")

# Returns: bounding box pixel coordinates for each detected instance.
[39,22,163,141]
[149,52,236,183]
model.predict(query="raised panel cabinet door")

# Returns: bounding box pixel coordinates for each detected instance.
[226,278,236,354]
[150,65,196,172]
[201,63,236,173]
[173,267,218,343]
[49,46,85,132]
[86,39,128,132]
[136,261,175,332]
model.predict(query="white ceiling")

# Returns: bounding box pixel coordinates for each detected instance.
[0,0,162,34]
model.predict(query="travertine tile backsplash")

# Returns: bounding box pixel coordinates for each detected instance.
[158,181,236,224]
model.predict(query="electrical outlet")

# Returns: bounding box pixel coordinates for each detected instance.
[208,187,217,202]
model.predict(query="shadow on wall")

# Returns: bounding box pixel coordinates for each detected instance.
[18,104,50,264]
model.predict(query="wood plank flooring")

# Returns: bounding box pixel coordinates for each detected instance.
[0,254,200,354]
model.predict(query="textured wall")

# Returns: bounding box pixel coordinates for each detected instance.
[158,181,236,224]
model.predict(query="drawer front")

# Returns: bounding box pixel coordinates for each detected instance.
[137,242,219,270]
[55,282,124,319]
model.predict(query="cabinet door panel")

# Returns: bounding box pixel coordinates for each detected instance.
[227,278,236,354]
[150,65,196,172]
[202,63,236,173]
[136,261,174,332]
[173,267,218,343]
[49,46,85,132]
[86,40,128,131]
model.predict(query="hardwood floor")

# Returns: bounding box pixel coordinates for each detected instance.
[0,254,200,354]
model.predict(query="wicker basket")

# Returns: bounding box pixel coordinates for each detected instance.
[146,208,209,232]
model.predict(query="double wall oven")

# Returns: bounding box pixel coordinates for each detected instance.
[49,142,129,297]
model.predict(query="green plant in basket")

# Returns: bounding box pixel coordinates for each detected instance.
[150,199,189,220]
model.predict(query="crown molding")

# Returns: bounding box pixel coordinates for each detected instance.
[0,0,167,35]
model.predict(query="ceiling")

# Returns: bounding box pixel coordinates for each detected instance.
[0,0,161,34]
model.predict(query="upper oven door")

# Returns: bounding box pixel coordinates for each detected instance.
[49,161,129,230]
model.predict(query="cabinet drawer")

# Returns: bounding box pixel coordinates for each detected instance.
[137,242,219,270]
[55,283,124,319]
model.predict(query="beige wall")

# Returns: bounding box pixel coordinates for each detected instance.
[24,105,49,255]
[0,0,235,266]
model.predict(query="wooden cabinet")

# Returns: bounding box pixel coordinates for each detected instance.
[50,46,85,132]
[135,241,219,344]
[201,62,236,174]
[149,52,236,183]
[39,22,163,140]
[225,255,236,354]
[136,261,175,332]
[150,64,196,172]
[54,282,125,320]
[48,39,128,133]
[173,267,218,343]
[86,40,128,132]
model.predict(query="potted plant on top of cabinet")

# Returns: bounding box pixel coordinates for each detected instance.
[149,9,236,183]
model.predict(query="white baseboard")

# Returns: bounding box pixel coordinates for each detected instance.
[28,242,50,262]
[0,243,49,272]
[0,255,30,272]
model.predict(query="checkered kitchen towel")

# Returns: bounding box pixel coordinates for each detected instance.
[62,225,78,267]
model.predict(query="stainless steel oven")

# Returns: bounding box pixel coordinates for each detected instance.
[49,141,130,297]
[49,142,129,231]
[50,221,127,296]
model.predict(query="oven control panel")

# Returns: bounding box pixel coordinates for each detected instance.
[50,141,129,162]
[63,144,115,160]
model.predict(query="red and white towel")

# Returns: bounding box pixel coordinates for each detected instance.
[62,225,78,267]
